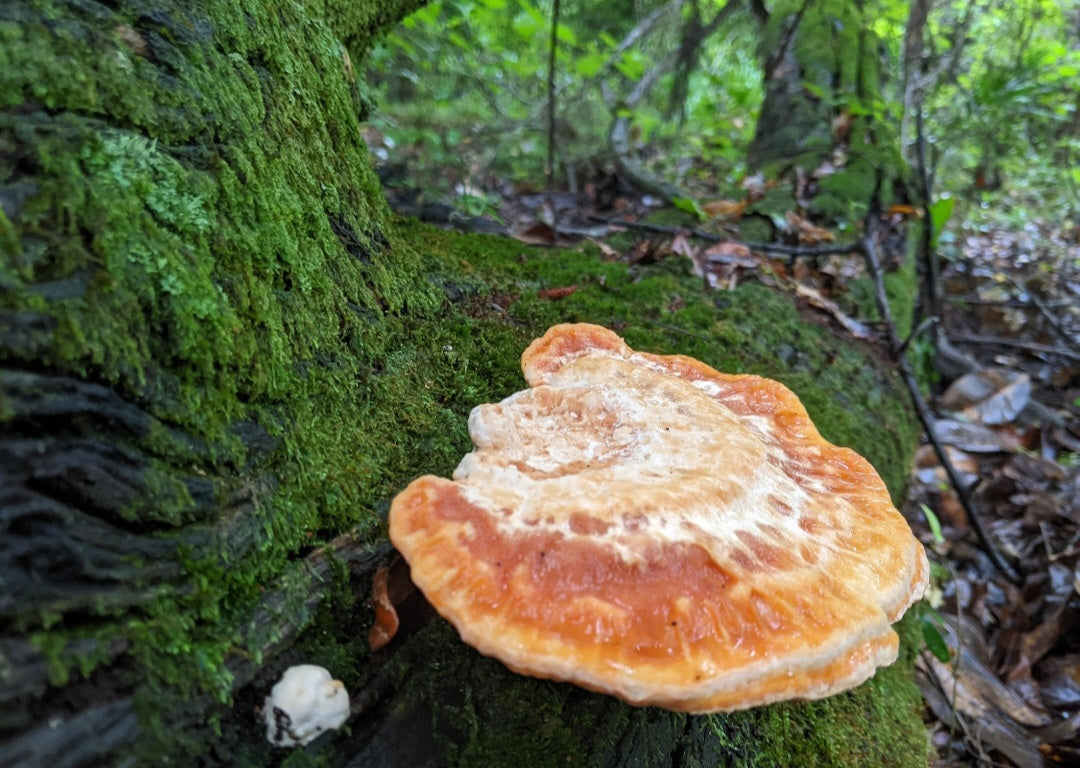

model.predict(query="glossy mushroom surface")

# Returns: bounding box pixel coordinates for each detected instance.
[390,323,928,712]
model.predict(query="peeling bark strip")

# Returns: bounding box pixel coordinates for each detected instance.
[2,1,930,765]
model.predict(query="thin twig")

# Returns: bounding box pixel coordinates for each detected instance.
[949,331,1080,363]
[860,222,1020,583]
[898,316,936,356]
[1007,276,1079,350]
[945,295,1077,309]
[731,240,861,258]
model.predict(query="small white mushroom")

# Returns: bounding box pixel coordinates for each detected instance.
[264,664,350,747]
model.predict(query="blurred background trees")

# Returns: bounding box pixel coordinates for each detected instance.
[364,0,1078,230]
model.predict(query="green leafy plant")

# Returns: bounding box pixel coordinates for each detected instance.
[914,504,952,663]
[919,503,945,547]
[928,196,954,250]
[918,604,952,663]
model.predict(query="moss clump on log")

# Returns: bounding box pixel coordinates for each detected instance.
[1,0,928,765]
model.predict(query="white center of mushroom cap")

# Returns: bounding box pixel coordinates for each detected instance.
[455,354,828,568]
[264,664,350,747]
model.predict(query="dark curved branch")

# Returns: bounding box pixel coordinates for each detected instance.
[859,214,1021,584]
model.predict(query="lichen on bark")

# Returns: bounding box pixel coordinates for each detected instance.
[1,1,929,765]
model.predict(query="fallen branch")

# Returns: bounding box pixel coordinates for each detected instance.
[949,331,1080,364]
[586,214,862,258]
[1007,277,1078,350]
[860,221,1021,583]
[945,295,1077,309]
[898,316,937,356]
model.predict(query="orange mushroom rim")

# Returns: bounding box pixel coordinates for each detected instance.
[389,323,929,713]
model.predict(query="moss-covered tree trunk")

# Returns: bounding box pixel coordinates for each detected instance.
[749,0,908,221]
[2,1,928,766]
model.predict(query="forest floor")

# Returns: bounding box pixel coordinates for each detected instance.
[378,154,1080,768]
[904,220,1080,768]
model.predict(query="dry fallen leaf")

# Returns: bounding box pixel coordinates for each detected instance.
[668,233,698,261]
[702,198,747,219]
[368,564,399,652]
[537,285,577,301]
[932,419,1014,453]
[918,654,1047,768]
[785,210,836,244]
[702,241,754,265]
[589,238,620,260]
[791,282,872,339]
[917,615,1053,768]
[514,221,557,246]
[886,203,921,220]
[941,369,1033,425]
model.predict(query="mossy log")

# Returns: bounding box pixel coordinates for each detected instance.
[2,1,929,766]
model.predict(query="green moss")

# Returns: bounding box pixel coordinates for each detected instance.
[403,222,918,499]
[841,235,919,342]
[360,614,928,768]
[3,0,443,743]
[3,0,925,763]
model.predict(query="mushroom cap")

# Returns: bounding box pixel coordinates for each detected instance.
[389,323,928,712]
[264,664,350,747]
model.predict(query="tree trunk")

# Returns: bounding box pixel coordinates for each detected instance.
[1,1,929,765]
[749,0,909,221]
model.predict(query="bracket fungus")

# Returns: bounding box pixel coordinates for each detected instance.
[389,323,928,712]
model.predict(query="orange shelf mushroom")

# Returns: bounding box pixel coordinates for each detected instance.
[389,323,929,712]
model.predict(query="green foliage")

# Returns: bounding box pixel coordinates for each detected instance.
[928,196,955,250]
[366,0,1076,235]
[919,503,945,546]
[921,0,1079,223]
[366,0,763,204]
[672,195,706,219]
[918,607,951,664]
